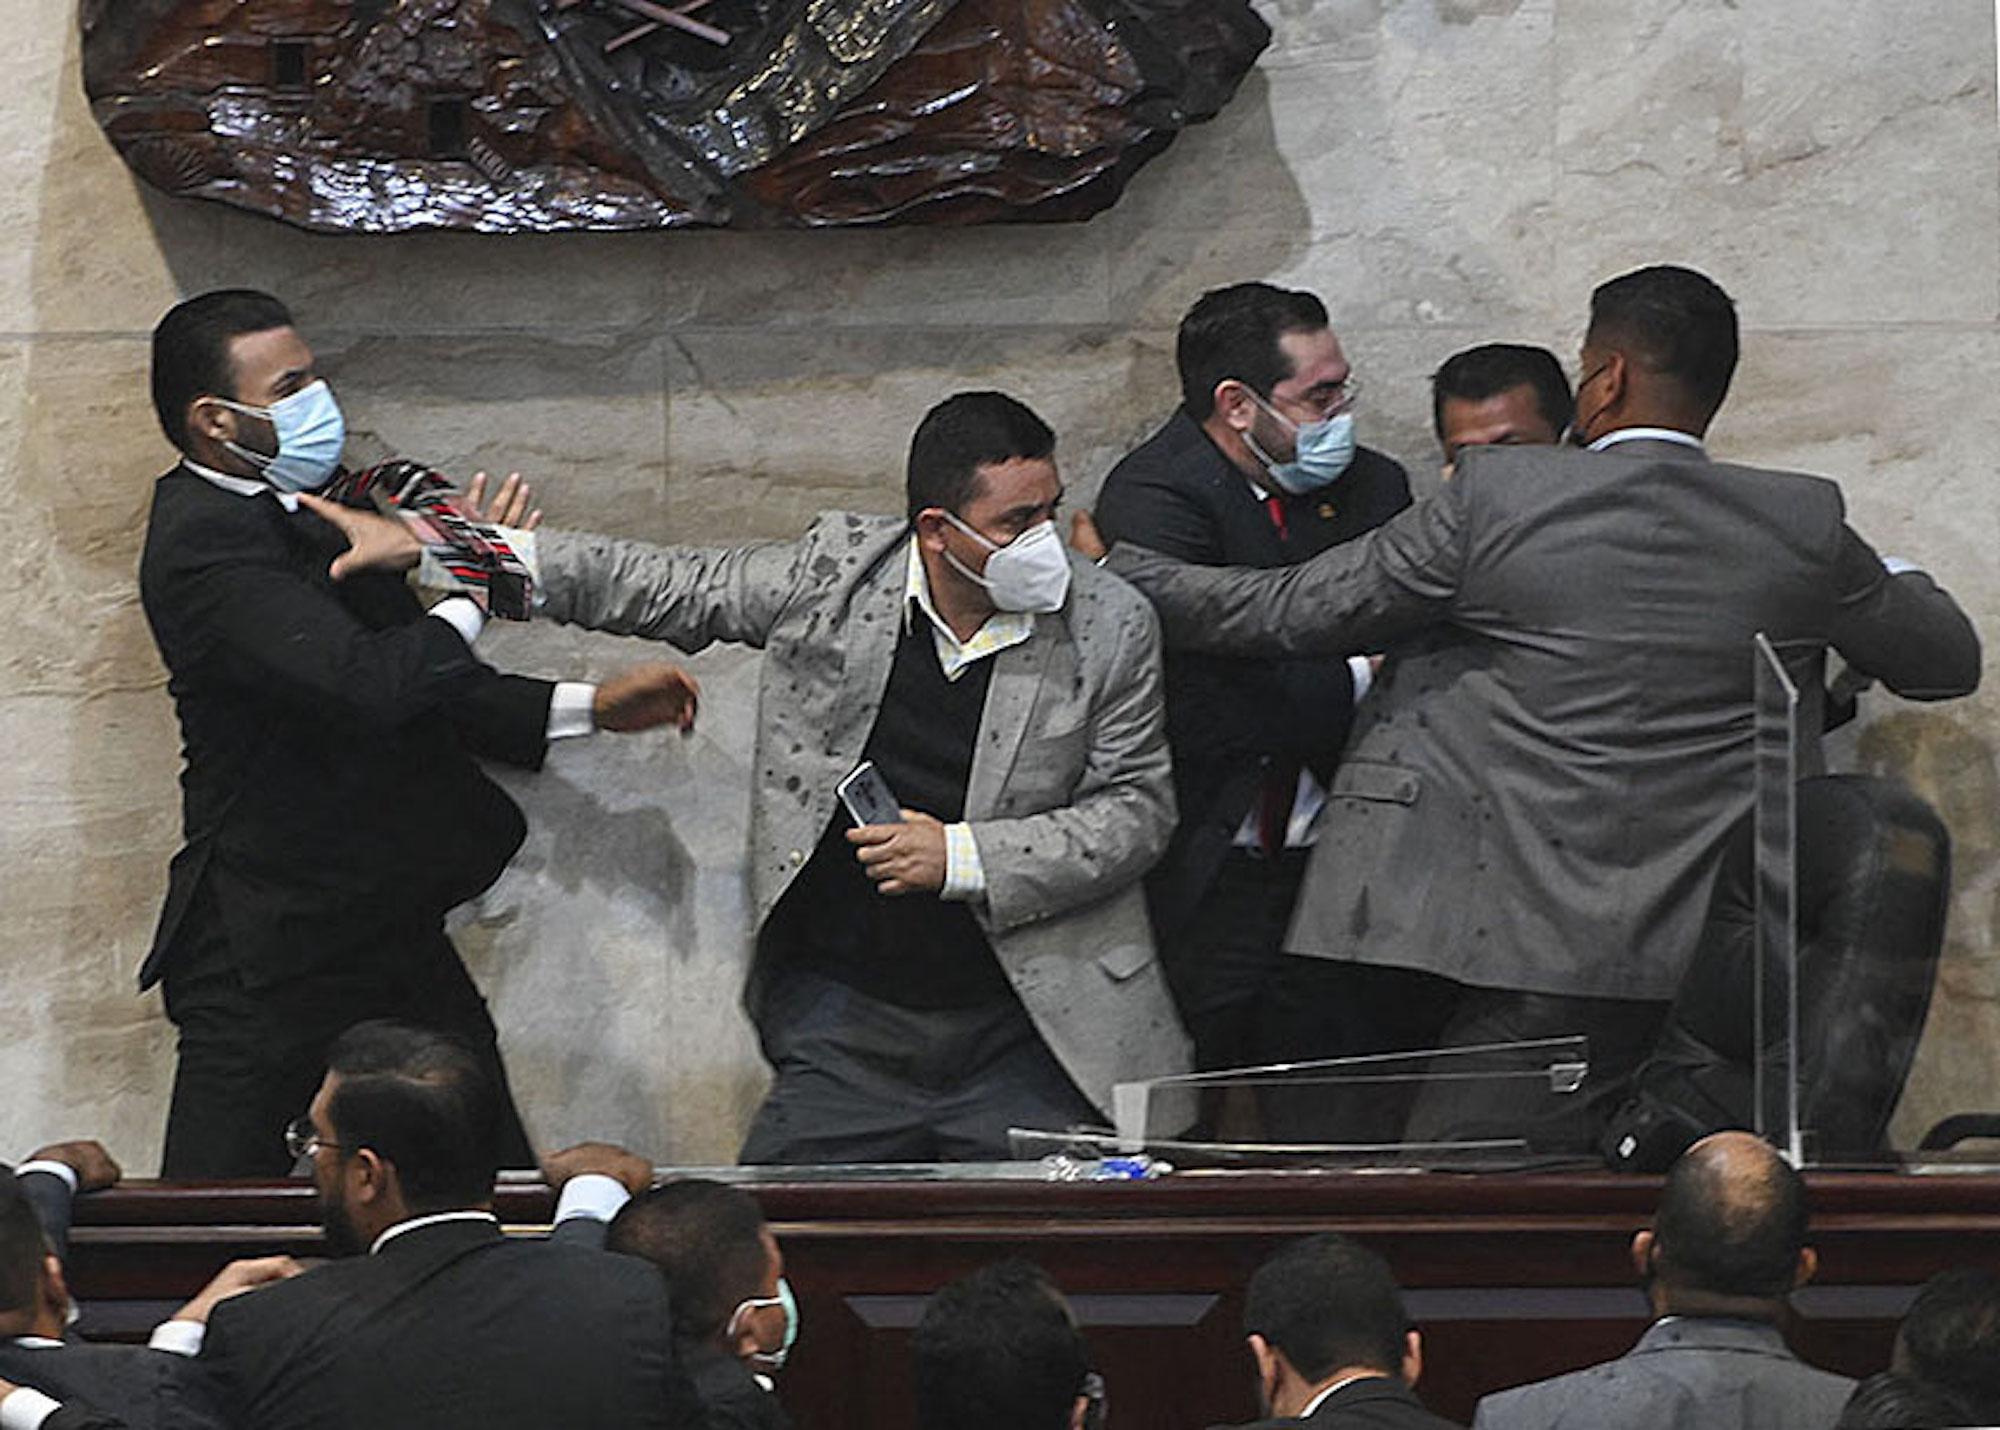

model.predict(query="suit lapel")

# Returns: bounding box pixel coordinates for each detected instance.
[966,621,1056,819]
[829,546,907,762]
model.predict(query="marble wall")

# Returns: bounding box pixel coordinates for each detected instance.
[3,0,1995,1168]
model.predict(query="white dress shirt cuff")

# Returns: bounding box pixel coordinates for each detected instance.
[1881,555,1922,576]
[942,824,987,901]
[1347,655,1376,703]
[553,1173,632,1224]
[428,596,487,646]
[13,1163,77,1194]
[148,1319,207,1357]
[0,1387,62,1430]
[546,683,598,740]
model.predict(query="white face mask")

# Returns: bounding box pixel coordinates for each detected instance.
[940,512,1072,613]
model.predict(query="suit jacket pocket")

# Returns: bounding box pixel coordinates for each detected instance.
[1095,942,1154,981]
[1330,760,1421,805]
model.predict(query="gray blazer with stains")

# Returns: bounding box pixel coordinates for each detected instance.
[1109,439,1981,1002]
[537,513,1190,1115]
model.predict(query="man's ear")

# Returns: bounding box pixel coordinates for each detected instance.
[40,1254,70,1321]
[1401,1329,1423,1388]
[1630,1228,1654,1280]
[912,508,952,555]
[1213,380,1258,433]
[1596,350,1631,416]
[348,1147,392,1206]
[188,396,237,447]
[1793,1246,1818,1291]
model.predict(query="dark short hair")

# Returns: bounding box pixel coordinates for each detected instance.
[0,1169,50,1317]
[1177,283,1331,420]
[905,392,1056,520]
[1652,1140,1808,1299]
[1243,1233,1409,1382]
[1430,343,1574,442]
[150,289,296,453]
[913,1261,1090,1430]
[323,1020,500,1215]
[1586,265,1739,418]
[1896,1269,2000,1420]
[1835,1372,1977,1430]
[606,1180,770,1343]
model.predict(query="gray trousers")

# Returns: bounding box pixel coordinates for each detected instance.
[738,969,1098,1165]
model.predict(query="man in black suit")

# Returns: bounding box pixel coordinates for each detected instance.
[1091,284,1411,1103]
[1218,1233,1455,1430]
[608,1179,796,1430]
[1890,1268,2000,1423]
[195,1020,706,1429]
[139,290,699,1177]
[0,1145,296,1430]
[913,1261,1101,1430]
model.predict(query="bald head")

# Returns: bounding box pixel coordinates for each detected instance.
[1646,1133,1809,1302]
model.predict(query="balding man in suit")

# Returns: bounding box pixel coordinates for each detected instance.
[1105,265,1981,1150]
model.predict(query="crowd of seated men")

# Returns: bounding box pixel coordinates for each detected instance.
[2,1021,1995,1430]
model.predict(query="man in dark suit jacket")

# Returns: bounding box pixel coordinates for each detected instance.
[0,1145,296,1430]
[1107,265,1982,1149]
[1217,1232,1456,1430]
[1093,284,1410,1098]
[139,290,697,1177]
[1473,1132,1852,1430]
[196,1020,706,1429]
[607,1178,795,1430]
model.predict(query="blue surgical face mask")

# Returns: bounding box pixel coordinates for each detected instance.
[215,379,347,493]
[1243,393,1356,495]
[729,1275,800,1373]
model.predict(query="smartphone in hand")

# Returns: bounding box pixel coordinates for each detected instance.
[837,761,904,827]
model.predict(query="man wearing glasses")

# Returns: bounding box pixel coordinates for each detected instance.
[1090,284,1411,1127]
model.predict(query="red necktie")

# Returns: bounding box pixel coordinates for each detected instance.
[1258,493,1295,855]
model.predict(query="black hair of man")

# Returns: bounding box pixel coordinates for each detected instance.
[1586,264,1739,421]
[1834,1371,1977,1430]
[905,391,1056,520]
[1895,1268,2000,1420]
[0,1169,49,1317]
[605,1179,770,1344]
[1176,282,1331,421]
[323,1020,500,1216]
[150,289,296,453]
[913,1260,1090,1430]
[1651,1137,1808,1300]
[1430,343,1575,442]
[1242,1232,1409,1383]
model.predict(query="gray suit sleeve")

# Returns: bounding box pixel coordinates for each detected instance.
[1105,485,1465,658]
[1824,527,1981,699]
[972,593,1176,933]
[536,528,808,652]
[547,1216,610,1251]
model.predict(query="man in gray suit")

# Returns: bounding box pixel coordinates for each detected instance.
[1104,265,1981,1148]
[1473,1131,1852,1430]
[309,390,1187,1163]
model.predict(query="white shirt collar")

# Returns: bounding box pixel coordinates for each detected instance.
[181,458,300,512]
[8,1337,62,1350]
[1587,427,1707,454]
[1298,1372,1389,1418]
[369,1209,500,1255]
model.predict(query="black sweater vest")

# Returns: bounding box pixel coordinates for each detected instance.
[766,616,1012,1009]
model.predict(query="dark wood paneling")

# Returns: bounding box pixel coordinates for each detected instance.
[63,1172,2000,1429]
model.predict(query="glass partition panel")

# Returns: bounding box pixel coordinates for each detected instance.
[1753,633,1804,1166]
[1002,1037,1593,1171]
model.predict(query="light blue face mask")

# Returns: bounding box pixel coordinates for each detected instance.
[730,1275,800,1372]
[1244,394,1357,495]
[215,379,347,493]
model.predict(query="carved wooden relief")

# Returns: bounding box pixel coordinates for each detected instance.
[81,0,1269,232]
